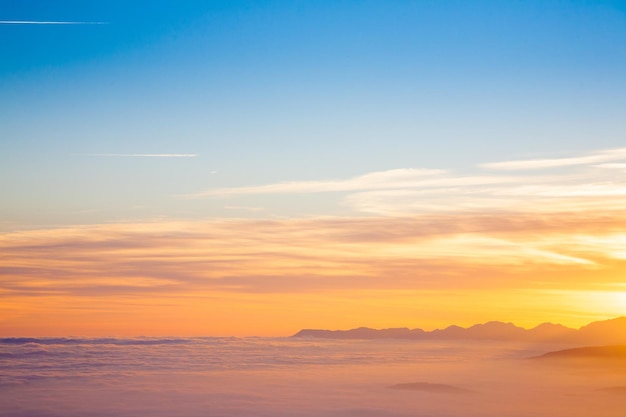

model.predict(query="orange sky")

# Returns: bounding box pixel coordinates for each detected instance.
[2,208,625,336]
[2,2,626,339]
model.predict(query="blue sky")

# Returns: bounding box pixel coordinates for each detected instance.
[3,1,626,336]
[2,0,626,227]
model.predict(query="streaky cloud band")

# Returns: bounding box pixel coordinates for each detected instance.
[0,20,109,25]
[181,168,447,198]
[480,147,626,170]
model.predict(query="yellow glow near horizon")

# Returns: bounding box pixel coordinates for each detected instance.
[585,291,626,317]
[1,286,624,337]
[537,288,626,323]
[1,215,626,336]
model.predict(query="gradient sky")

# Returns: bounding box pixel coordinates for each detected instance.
[2,0,626,336]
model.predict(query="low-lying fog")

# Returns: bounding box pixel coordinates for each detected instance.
[1,337,624,417]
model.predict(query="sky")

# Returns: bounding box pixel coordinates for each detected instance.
[1,0,626,336]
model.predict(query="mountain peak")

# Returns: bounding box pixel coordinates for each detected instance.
[575,316,626,343]
[579,316,626,330]
[292,317,626,343]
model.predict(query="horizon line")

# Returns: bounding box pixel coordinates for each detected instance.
[295,315,626,332]
[1,315,623,339]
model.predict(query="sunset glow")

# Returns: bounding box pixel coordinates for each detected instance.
[3,3,626,416]
[0,0,625,334]
[2,203,625,335]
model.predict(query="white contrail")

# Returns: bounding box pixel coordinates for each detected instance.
[0,20,108,25]
[86,154,198,158]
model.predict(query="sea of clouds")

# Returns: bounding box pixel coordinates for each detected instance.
[1,337,623,417]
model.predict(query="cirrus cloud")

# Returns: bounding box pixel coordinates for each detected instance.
[183,147,626,217]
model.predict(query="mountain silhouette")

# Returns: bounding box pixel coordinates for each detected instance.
[293,316,626,343]
[534,345,626,360]
[574,317,626,344]
[527,322,578,341]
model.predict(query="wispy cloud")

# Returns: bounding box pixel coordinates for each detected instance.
[183,147,626,218]
[0,21,108,25]
[224,206,265,212]
[2,211,625,335]
[5,146,626,335]
[183,168,448,198]
[594,163,626,170]
[480,148,626,170]
[343,178,626,215]
[85,153,197,158]
[1,213,623,308]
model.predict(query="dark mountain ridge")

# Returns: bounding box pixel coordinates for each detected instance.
[293,316,626,343]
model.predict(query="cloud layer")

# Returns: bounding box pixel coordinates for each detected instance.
[3,147,626,335]
[480,148,626,170]
[2,209,625,335]
[1,335,624,417]
[185,147,626,217]
[184,168,445,198]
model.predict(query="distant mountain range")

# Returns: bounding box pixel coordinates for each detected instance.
[293,316,626,344]
[534,345,626,360]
